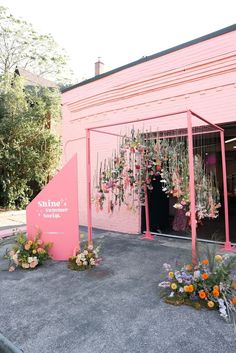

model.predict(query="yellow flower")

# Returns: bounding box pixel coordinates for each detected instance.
[207,301,215,308]
[168,272,174,278]
[215,255,222,262]
[28,240,33,246]
[184,285,189,292]
[171,283,177,290]
[32,249,37,254]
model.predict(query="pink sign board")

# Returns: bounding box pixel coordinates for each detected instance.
[26,154,79,260]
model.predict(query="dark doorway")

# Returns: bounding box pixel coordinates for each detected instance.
[141,175,169,233]
[141,124,236,243]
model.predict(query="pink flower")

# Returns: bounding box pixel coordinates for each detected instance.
[29,260,38,269]
[8,266,15,272]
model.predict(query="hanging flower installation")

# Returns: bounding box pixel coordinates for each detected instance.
[93,128,221,225]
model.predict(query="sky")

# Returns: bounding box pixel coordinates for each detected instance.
[1,0,236,82]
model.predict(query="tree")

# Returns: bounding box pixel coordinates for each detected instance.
[0,75,61,209]
[0,6,74,84]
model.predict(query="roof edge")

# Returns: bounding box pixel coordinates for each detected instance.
[62,23,236,93]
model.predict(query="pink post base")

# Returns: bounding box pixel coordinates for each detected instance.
[140,185,154,241]
[221,242,236,252]
[141,231,155,240]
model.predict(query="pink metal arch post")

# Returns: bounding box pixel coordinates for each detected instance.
[220,130,235,251]
[187,111,197,264]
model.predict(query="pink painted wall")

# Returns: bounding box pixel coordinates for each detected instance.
[62,28,236,234]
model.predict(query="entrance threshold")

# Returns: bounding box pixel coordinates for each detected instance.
[149,231,236,246]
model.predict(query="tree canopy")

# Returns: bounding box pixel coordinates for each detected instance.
[0,75,62,209]
[0,6,74,85]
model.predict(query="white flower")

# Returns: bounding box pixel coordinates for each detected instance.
[158,281,170,288]
[28,257,33,263]
[163,263,172,271]
[169,291,175,297]
[194,270,201,279]
[90,258,95,265]
[177,278,183,283]
[218,298,228,320]
[83,261,88,266]
[179,287,184,293]
[83,250,88,256]
[173,203,183,209]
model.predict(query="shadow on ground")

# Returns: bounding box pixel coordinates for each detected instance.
[0,232,235,353]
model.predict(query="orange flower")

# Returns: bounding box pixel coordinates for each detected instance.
[202,273,209,280]
[212,289,220,297]
[188,285,194,293]
[213,285,219,291]
[232,283,236,290]
[201,259,209,265]
[199,291,207,299]
[185,264,193,271]
[231,297,236,305]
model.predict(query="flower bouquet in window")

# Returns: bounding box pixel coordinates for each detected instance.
[68,243,101,271]
[4,232,52,271]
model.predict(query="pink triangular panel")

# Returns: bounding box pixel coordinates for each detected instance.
[26,154,79,260]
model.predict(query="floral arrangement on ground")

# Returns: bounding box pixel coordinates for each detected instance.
[4,232,52,271]
[159,254,236,323]
[68,243,101,271]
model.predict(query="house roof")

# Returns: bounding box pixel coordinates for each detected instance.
[15,67,58,88]
[62,23,236,93]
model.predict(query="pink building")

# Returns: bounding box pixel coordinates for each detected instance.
[62,24,236,242]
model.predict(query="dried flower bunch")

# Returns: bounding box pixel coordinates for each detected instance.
[94,128,221,222]
[5,232,52,271]
[159,254,236,323]
[68,243,101,271]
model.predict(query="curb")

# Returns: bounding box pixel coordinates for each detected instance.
[0,226,26,239]
[0,333,23,353]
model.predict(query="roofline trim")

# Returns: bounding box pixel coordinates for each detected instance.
[62,23,236,93]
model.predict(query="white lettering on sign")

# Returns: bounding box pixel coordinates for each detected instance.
[37,199,69,219]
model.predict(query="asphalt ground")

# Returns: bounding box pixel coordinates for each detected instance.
[0,231,235,353]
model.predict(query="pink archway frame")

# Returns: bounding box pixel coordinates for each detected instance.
[85,109,235,264]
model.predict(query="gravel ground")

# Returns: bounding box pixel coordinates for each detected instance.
[0,231,235,353]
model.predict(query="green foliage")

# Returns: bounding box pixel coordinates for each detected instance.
[0,6,74,84]
[0,75,61,209]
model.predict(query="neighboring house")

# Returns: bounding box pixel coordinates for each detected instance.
[62,24,236,242]
[14,67,60,133]
[14,67,58,88]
